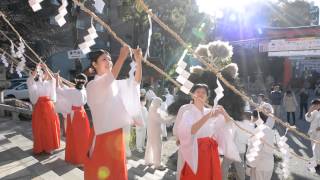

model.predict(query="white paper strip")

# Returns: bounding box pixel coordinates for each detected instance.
[55,14,66,27]
[177,60,187,69]
[213,78,224,106]
[28,0,43,12]
[144,12,152,59]
[94,0,105,14]
[183,80,194,90]
[58,7,68,16]
[176,75,187,84]
[180,70,190,79]
[9,62,13,74]
[78,42,91,54]
[180,86,192,95]
[1,53,8,67]
[88,27,98,39]
[178,49,188,62]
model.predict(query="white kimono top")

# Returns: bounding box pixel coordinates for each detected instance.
[55,86,72,115]
[172,104,194,137]
[177,105,241,173]
[306,110,320,136]
[139,105,148,128]
[56,86,87,120]
[27,77,56,105]
[233,120,255,154]
[165,93,174,106]
[86,73,141,135]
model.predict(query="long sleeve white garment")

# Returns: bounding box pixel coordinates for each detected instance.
[173,103,194,180]
[27,77,57,105]
[146,89,156,102]
[136,105,148,150]
[144,98,166,166]
[55,86,72,114]
[305,110,320,135]
[305,110,320,162]
[177,105,241,173]
[164,93,174,106]
[233,120,255,154]
[56,87,87,121]
[172,104,194,137]
[86,73,140,135]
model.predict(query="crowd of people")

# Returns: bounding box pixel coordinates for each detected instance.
[25,46,320,180]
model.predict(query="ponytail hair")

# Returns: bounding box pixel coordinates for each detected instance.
[74,73,88,90]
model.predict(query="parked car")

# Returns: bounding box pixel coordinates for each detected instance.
[4,82,29,100]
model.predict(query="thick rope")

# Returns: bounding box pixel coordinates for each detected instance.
[137,0,320,145]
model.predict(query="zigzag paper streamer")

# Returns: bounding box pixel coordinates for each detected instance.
[0,53,9,67]
[28,0,44,12]
[55,0,68,27]
[213,77,224,106]
[144,11,152,60]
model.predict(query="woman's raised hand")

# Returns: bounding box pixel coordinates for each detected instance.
[119,45,130,60]
[133,48,143,63]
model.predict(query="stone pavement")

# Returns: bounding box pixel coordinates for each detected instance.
[1,116,320,180]
[0,118,176,180]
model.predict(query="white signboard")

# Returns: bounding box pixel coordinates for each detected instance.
[67,49,86,59]
[268,50,320,57]
[268,38,320,52]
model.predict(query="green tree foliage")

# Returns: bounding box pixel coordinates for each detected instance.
[117,0,212,72]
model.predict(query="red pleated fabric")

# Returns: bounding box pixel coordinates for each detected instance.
[65,106,90,165]
[180,137,222,180]
[32,96,60,154]
[84,128,128,180]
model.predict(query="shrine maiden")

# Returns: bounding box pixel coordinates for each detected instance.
[136,95,148,152]
[178,84,240,180]
[144,97,168,170]
[305,99,320,165]
[173,103,193,180]
[27,63,60,154]
[84,46,142,180]
[55,73,90,165]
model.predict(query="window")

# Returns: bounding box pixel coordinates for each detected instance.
[49,16,59,26]
[16,84,27,90]
[50,0,60,6]
[95,23,105,32]
[76,19,86,30]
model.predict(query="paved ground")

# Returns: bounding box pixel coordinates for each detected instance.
[1,114,320,180]
[0,118,176,180]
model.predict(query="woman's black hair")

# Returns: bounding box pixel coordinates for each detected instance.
[88,49,111,73]
[286,90,292,94]
[190,83,210,96]
[311,99,320,105]
[242,111,252,120]
[140,95,146,102]
[74,73,88,90]
[252,110,268,123]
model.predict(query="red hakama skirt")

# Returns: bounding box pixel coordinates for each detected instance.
[180,137,222,180]
[84,128,128,180]
[65,106,90,165]
[32,96,60,154]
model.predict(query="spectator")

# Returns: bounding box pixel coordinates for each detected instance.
[299,87,309,119]
[270,85,282,118]
[283,90,298,126]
